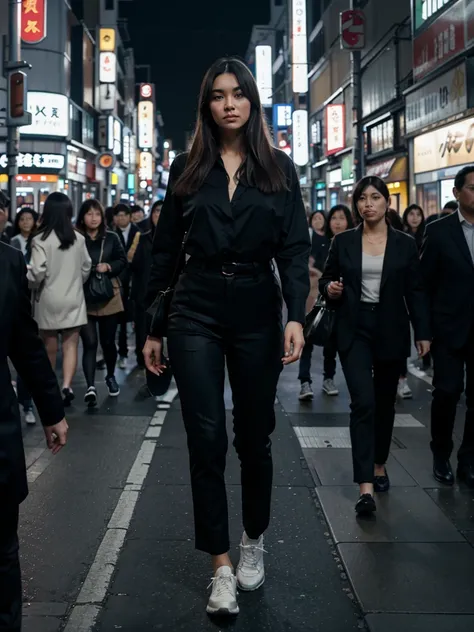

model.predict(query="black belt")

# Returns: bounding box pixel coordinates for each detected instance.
[186,258,272,277]
[360,301,379,311]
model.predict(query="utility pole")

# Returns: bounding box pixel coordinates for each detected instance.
[4,0,31,219]
[350,0,364,182]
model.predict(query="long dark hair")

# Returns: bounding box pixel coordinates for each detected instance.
[36,192,76,250]
[76,199,107,238]
[326,204,354,239]
[309,210,327,231]
[13,207,38,237]
[352,176,390,221]
[174,57,287,197]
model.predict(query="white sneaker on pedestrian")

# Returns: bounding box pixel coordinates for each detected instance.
[206,566,239,616]
[398,378,412,399]
[24,410,36,425]
[118,357,127,370]
[322,378,339,396]
[236,532,266,592]
[299,382,313,401]
[84,386,98,407]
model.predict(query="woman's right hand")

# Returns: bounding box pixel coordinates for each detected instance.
[327,280,344,299]
[143,336,167,375]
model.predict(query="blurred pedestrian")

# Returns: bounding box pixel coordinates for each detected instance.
[320,175,430,515]
[27,193,91,406]
[0,191,13,244]
[131,205,145,225]
[299,205,353,401]
[131,201,162,369]
[11,207,39,424]
[421,166,474,488]
[114,204,141,368]
[0,240,68,631]
[143,57,310,615]
[76,200,127,406]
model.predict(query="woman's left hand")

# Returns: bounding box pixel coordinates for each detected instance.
[96,263,110,274]
[416,340,431,357]
[282,321,305,365]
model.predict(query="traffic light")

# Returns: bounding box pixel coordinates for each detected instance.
[7,71,32,127]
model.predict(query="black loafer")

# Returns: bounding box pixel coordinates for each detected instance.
[433,457,454,486]
[374,468,390,493]
[457,463,474,489]
[355,493,376,515]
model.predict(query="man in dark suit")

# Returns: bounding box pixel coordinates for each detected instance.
[114,204,140,367]
[0,191,13,244]
[421,166,474,488]
[0,241,68,630]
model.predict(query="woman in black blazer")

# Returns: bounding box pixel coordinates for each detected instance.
[319,176,431,515]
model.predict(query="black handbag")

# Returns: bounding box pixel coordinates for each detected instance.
[146,233,188,338]
[303,296,336,347]
[84,238,115,305]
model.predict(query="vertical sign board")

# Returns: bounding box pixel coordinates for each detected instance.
[255,45,273,106]
[292,0,308,94]
[325,104,346,156]
[340,9,366,50]
[138,101,154,149]
[21,0,47,44]
[292,109,309,166]
[99,52,117,84]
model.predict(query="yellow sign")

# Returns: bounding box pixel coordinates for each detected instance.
[110,172,119,185]
[99,28,115,52]
[414,117,474,174]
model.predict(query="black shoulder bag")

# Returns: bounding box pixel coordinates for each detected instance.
[146,233,188,338]
[303,295,336,347]
[84,237,115,305]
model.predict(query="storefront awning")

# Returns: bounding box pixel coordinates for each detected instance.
[365,157,408,182]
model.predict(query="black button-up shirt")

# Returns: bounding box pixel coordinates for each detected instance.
[148,151,310,324]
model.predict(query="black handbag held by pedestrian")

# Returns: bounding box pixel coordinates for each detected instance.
[84,238,115,305]
[147,232,188,338]
[303,296,336,347]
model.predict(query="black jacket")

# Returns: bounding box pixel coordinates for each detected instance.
[147,151,310,324]
[420,211,474,349]
[319,225,431,360]
[311,232,329,271]
[84,230,128,280]
[131,229,153,308]
[0,243,65,504]
[115,223,140,287]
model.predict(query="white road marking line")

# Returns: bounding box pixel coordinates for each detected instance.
[26,451,54,483]
[24,445,46,469]
[63,391,177,632]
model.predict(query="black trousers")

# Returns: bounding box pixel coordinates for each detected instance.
[431,326,474,464]
[80,314,119,386]
[339,304,400,483]
[167,263,283,555]
[134,305,147,368]
[298,336,337,384]
[0,502,21,631]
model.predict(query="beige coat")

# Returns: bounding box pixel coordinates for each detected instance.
[28,232,92,331]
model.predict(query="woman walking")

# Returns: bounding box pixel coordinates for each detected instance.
[11,208,39,423]
[76,200,127,406]
[319,176,430,515]
[27,192,91,406]
[143,57,310,615]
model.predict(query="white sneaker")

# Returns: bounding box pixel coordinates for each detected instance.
[236,532,266,591]
[206,566,239,616]
[84,386,98,407]
[299,382,314,401]
[24,410,36,425]
[118,357,127,370]
[398,378,413,399]
[322,378,339,396]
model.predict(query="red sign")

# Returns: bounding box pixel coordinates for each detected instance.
[21,0,47,44]
[413,0,465,82]
[340,9,365,50]
[325,104,346,156]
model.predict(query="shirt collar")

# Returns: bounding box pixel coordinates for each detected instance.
[458,208,474,227]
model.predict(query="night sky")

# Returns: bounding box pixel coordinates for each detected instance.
[121,0,271,149]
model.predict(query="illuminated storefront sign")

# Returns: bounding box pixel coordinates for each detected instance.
[255,45,272,106]
[138,151,153,181]
[99,28,116,52]
[292,109,309,166]
[325,104,345,156]
[413,116,474,173]
[113,119,122,156]
[138,101,154,149]
[21,0,47,44]
[0,152,65,170]
[292,0,308,94]
[99,52,117,84]
[21,92,69,137]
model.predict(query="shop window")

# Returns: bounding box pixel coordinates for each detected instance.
[310,29,325,66]
[369,118,394,155]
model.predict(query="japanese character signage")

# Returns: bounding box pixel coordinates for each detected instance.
[99,52,117,84]
[325,104,346,156]
[21,0,47,44]
[413,116,474,173]
[413,0,465,82]
[340,9,366,50]
[292,0,308,94]
[21,92,69,137]
[138,101,154,149]
[0,152,65,171]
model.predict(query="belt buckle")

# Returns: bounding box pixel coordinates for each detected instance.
[222,264,235,277]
